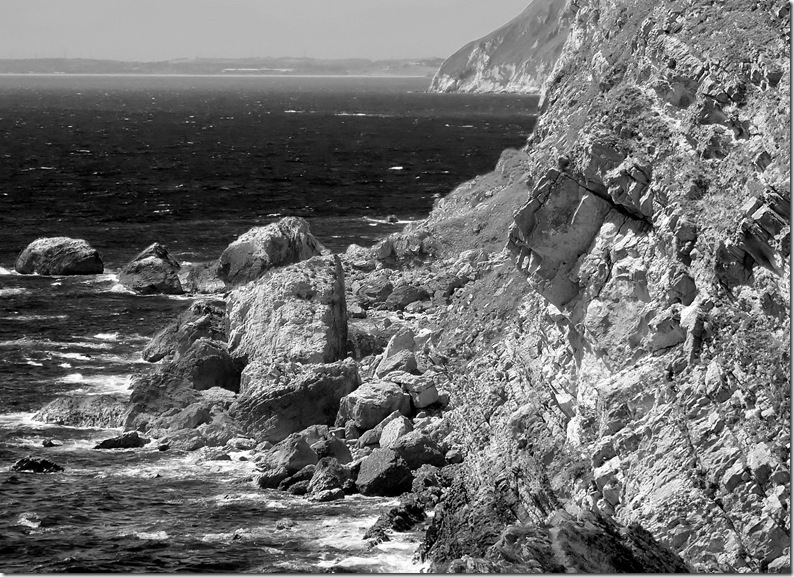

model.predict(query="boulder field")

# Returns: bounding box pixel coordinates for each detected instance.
[29,0,791,571]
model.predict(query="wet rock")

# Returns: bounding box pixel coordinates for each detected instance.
[390,431,446,470]
[157,429,207,452]
[364,495,426,543]
[118,242,183,295]
[190,446,231,463]
[355,448,413,496]
[287,481,310,495]
[41,439,59,448]
[15,237,103,275]
[12,456,64,473]
[256,434,318,489]
[33,394,127,429]
[181,260,226,294]
[310,436,352,465]
[336,381,411,431]
[278,464,317,490]
[94,431,149,450]
[308,488,345,502]
[231,359,359,444]
[218,216,327,286]
[227,255,347,365]
[142,299,226,362]
[308,457,350,495]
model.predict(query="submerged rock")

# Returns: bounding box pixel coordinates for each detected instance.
[12,456,64,473]
[118,242,183,294]
[15,237,103,275]
[218,216,328,286]
[94,431,149,449]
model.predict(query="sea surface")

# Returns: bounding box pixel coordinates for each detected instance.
[0,74,538,572]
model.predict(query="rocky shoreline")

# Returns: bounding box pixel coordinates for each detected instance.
[15,0,792,572]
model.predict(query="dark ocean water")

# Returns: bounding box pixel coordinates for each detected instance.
[0,74,538,572]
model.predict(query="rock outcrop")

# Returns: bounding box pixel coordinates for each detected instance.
[218,216,328,286]
[141,299,226,362]
[33,394,127,429]
[429,0,571,94]
[118,242,182,294]
[15,237,103,275]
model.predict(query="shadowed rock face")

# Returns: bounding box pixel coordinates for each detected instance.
[15,237,103,275]
[119,242,182,295]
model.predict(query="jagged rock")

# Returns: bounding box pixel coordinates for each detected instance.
[33,394,126,428]
[12,456,64,473]
[307,457,349,495]
[336,381,411,431]
[118,242,182,294]
[385,284,429,310]
[15,237,103,275]
[218,216,327,286]
[256,433,318,489]
[230,359,359,444]
[278,465,316,491]
[355,448,413,496]
[355,274,393,307]
[364,495,426,543]
[746,443,777,484]
[310,436,352,465]
[379,415,414,449]
[384,371,440,408]
[390,430,446,470]
[308,488,345,502]
[375,349,418,378]
[94,431,149,450]
[142,299,226,362]
[158,429,207,452]
[357,411,409,447]
[189,446,232,463]
[227,255,347,365]
[181,260,226,294]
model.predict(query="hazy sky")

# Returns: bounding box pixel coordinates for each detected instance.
[0,0,530,61]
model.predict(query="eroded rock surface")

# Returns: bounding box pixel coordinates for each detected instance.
[119,242,182,295]
[15,237,103,275]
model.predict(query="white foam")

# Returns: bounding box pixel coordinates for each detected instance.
[0,266,16,275]
[26,360,44,366]
[57,373,133,394]
[109,283,135,294]
[134,531,169,540]
[0,287,26,296]
[55,353,92,361]
[93,332,120,341]
[388,166,404,171]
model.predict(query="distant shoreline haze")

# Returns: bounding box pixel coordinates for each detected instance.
[0,57,446,77]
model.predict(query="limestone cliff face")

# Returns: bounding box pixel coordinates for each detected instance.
[429,0,570,94]
[383,0,790,571]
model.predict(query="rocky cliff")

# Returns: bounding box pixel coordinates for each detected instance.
[389,0,790,571]
[429,0,571,94]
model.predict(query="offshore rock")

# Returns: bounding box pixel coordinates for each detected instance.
[12,456,64,473]
[15,237,103,275]
[181,260,226,294]
[118,242,182,295]
[218,216,327,286]
[355,448,413,496]
[142,299,226,362]
[227,255,347,365]
[230,359,360,444]
[94,431,149,450]
[33,394,126,429]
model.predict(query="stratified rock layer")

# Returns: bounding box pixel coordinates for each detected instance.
[15,237,103,275]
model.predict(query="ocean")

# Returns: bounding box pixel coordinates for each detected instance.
[0,74,538,572]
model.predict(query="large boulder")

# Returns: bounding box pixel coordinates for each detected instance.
[15,237,103,275]
[384,371,440,409]
[219,216,327,286]
[336,380,411,431]
[227,255,347,365]
[355,448,413,496]
[257,433,319,489]
[94,431,149,449]
[118,242,182,294]
[142,299,226,363]
[308,457,350,495]
[33,394,127,429]
[230,359,360,444]
[12,456,64,473]
[379,415,414,449]
[390,431,446,470]
[311,436,353,465]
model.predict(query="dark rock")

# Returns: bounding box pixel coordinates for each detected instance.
[158,444,170,451]
[12,456,64,473]
[390,431,446,470]
[218,216,327,286]
[364,495,426,543]
[231,359,360,444]
[385,284,429,310]
[311,437,352,465]
[158,429,206,452]
[355,448,413,496]
[33,394,126,429]
[42,439,58,448]
[142,299,226,363]
[15,237,103,275]
[94,431,149,450]
[308,457,350,495]
[256,433,318,489]
[356,411,403,447]
[355,275,394,307]
[278,464,317,490]
[118,242,183,295]
[287,480,310,495]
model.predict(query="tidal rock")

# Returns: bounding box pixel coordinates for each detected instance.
[227,255,347,365]
[390,431,446,470]
[94,431,149,450]
[308,488,345,502]
[336,381,411,431]
[33,394,127,428]
[159,429,207,451]
[182,260,226,294]
[142,299,226,362]
[15,237,103,275]
[355,448,413,496]
[364,495,426,543]
[118,242,183,295]
[218,216,327,286]
[230,359,360,444]
[308,457,350,495]
[278,464,317,491]
[12,456,64,473]
[256,433,319,489]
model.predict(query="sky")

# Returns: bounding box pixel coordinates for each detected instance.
[0,0,531,61]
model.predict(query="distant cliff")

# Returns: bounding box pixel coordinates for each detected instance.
[429,0,570,94]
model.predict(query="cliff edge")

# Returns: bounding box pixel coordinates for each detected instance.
[429,0,571,94]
